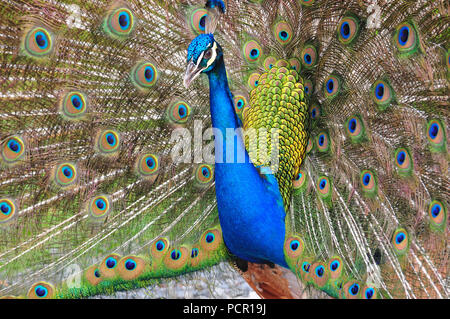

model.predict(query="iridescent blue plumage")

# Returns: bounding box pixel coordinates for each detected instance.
[205,0,226,13]
[186,34,215,65]
[185,33,288,267]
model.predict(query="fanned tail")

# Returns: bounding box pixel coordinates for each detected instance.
[230,0,448,299]
[0,0,233,298]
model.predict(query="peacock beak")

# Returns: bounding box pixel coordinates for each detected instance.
[183,60,205,89]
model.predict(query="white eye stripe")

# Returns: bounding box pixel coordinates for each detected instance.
[195,42,213,67]
[205,42,217,69]
[196,51,204,67]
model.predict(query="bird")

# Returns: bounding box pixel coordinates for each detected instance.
[0,0,448,299]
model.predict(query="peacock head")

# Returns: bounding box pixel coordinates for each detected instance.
[184,33,223,88]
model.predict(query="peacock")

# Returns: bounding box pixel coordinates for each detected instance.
[0,0,448,299]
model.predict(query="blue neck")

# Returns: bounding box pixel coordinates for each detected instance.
[207,57,288,268]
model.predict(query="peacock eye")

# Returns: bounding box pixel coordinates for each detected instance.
[204,49,212,60]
